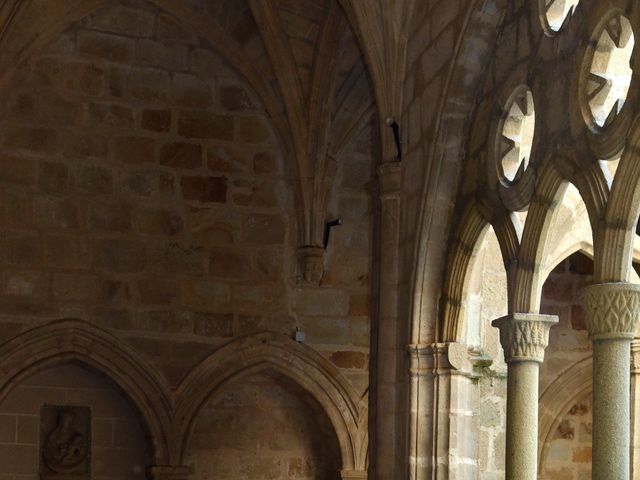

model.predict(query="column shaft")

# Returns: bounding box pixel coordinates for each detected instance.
[505,361,539,480]
[581,282,640,480]
[374,161,402,480]
[592,339,630,479]
[492,313,557,480]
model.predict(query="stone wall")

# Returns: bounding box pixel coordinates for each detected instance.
[185,370,341,480]
[542,393,592,480]
[0,0,373,475]
[539,253,593,479]
[0,364,148,480]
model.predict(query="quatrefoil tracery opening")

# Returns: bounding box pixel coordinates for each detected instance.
[586,14,635,128]
[498,89,535,184]
[543,0,580,33]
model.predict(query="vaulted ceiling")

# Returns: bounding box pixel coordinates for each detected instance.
[0,0,417,248]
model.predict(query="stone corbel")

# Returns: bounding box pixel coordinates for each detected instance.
[147,466,190,480]
[298,245,325,285]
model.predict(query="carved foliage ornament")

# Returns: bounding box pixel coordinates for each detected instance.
[491,314,558,363]
[580,283,640,340]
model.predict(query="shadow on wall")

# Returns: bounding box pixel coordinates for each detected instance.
[185,369,342,480]
[0,363,150,479]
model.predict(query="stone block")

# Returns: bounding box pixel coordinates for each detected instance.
[111,136,155,165]
[111,66,170,103]
[183,279,231,309]
[254,249,284,281]
[52,273,98,302]
[219,83,257,111]
[141,109,171,132]
[39,91,84,124]
[191,47,236,78]
[209,248,252,279]
[207,145,248,173]
[137,207,184,236]
[38,161,68,194]
[178,111,233,140]
[160,142,202,169]
[157,14,198,44]
[348,294,369,315]
[58,61,106,96]
[87,103,136,129]
[193,312,233,337]
[0,415,15,442]
[232,285,286,313]
[33,196,80,230]
[3,126,57,155]
[150,242,205,275]
[236,116,271,144]
[136,310,193,334]
[89,201,132,232]
[89,5,155,37]
[293,288,349,316]
[5,232,43,266]
[242,213,286,245]
[138,277,179,305]
[78,30,134,63]
[0,155,36,186]
[329,351,367,369]
[137,39,189,71]
[171,73,212,107]
[180,175,227,203]
[253,151,278,175]
[73,165,113,194]
[2,270,48,298]
[94,238,147,273]
[63,132,108,159]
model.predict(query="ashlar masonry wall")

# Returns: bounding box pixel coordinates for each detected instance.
[0,0,374,476]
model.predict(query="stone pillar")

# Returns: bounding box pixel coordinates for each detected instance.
[147,466,190,480]
[408,343,431,480]
[408,342,487,480]
[491,313,557,480]
[373,160,402,480]
[581,283,640,480]
[631,339,640,479]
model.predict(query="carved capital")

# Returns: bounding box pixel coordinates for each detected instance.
[491,313,558,363]
[297,245,324,285]
[147,466,190,480]
[580,283,640,340]
[377,161,401,199]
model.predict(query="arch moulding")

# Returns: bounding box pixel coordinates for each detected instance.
[0,319,174,464]
[174,331,368,473]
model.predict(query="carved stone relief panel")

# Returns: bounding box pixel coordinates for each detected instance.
[40,405,91,480]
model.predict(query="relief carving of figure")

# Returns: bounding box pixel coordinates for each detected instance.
[43,411,88,474]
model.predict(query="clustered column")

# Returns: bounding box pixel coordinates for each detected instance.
[492,313,557,480]
[581,283,640,480]
[374,160,402,480]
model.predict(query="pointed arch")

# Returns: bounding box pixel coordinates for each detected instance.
[0,319,174,464]
[599,115,640,282]
[538,356,592,471]
[175,332,367,471]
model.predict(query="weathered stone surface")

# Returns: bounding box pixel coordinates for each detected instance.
[180,176,227,203]
[160,142,202,169]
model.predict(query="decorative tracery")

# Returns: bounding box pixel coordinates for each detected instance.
[542,0,580,33]
[586,13,635,128]
[499,88,536,184]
